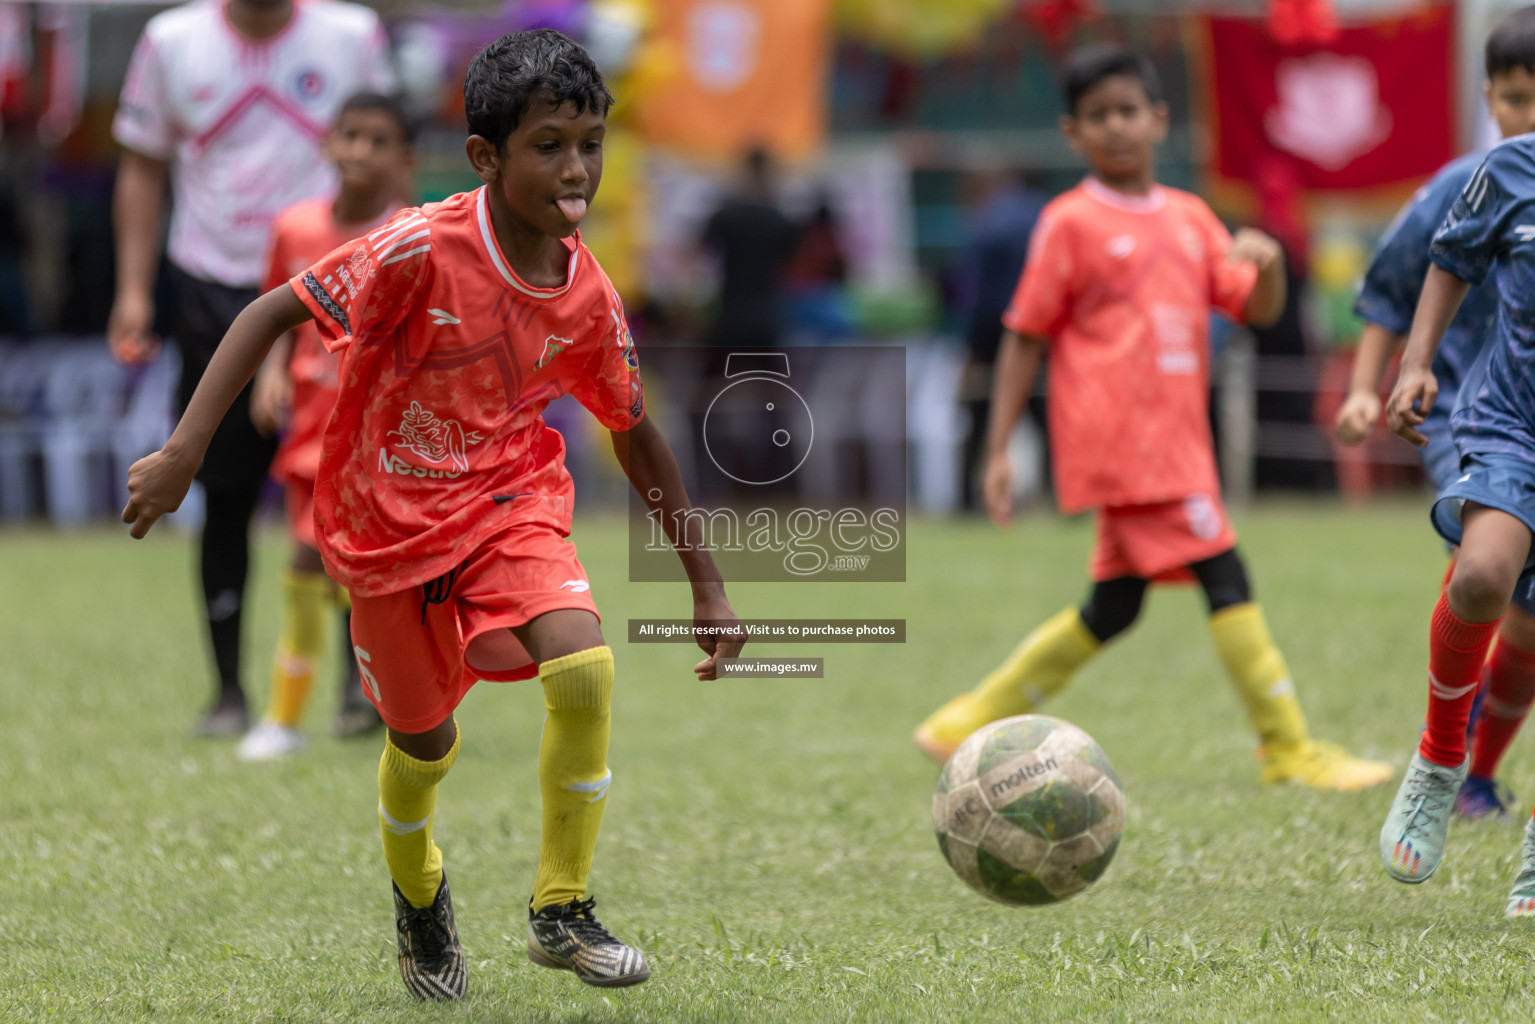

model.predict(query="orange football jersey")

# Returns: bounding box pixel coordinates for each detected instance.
[1003,178,1257,513]
[290,187,643,596]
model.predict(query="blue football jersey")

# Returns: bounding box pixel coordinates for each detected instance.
[1355,152,1498,409]
[1432,137,1535,463]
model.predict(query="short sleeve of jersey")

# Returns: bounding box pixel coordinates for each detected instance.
[113,29,173,160]
[1355,184,1440,335]
[1000,208,1073,339]
[1198,204,1257,323]
[289,208,431,352]
[570,299,645,431]
[1431,147,1526,286]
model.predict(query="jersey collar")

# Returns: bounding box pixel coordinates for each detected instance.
[1083,177,1167,214]
[474,186,580,300]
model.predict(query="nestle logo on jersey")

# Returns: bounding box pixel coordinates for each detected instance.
[378,449,467,479]
[341,248,374,297]
[378,401,483,478]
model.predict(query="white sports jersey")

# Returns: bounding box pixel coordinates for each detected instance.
[113,0,394,286]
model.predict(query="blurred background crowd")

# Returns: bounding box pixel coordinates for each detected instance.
[0,0,1512,526]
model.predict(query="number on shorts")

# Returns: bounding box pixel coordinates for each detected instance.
[355,645,381,702]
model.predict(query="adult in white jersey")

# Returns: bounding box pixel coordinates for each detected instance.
[110,0,394,736]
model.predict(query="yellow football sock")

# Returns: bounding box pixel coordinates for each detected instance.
[532,646,613,913]
[1209,602,1309,751]
[919,607,1101,749]
[973,606,1101,716]
[379,725,459,909]
[265,569,331,726]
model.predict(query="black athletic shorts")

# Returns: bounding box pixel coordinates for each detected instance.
[167,263,276,492]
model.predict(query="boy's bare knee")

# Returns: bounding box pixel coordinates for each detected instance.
[1449,555,1520,622]
[512,609,604,665]
[388,717,458,762]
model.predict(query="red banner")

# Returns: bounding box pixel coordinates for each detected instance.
[1201,8,1455,194]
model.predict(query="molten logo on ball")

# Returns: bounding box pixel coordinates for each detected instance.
[933,715,1124,906]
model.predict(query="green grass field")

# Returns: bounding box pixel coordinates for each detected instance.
[4,499,1535,1022]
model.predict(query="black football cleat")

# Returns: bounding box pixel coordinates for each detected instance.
[393,875,467,1000]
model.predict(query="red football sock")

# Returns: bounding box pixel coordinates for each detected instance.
[1419,593,1501,768]
[1469,638,1535,778]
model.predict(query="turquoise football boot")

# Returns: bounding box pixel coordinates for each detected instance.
[1505,814,1535,918]
[1379,751,1467,883]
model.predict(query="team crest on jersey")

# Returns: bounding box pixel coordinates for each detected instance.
[535,335,572,369]
[386,401,483,474]
[293,68,327,101]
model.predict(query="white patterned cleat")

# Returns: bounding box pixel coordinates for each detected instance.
[1505,815,1535,919]
[1379,751,1467,883]
[237,721,306,761]
[527,896,650,987]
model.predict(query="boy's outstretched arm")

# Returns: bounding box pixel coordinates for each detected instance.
[1386,264,1471,448]
[123,287,313,538]
[1334,323,1399,445]
[611,416,745,680]
[982,329,1047,529]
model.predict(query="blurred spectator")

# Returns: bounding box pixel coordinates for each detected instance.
[700,146,799,347]
[110,0,394,737]
[783,197,853,340]
[0,171,29,337]
[951,169,1047,511]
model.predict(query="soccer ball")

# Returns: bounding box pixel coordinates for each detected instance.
[932,714,1124,906]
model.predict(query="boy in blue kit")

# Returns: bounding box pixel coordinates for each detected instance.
[1338,6,1535,821]
[1378,13,1535,914]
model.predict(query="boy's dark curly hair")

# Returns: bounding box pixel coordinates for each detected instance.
[463,29,614,150]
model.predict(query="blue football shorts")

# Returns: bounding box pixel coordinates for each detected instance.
[1417,407,1461,494]
[1431,452,1535,615]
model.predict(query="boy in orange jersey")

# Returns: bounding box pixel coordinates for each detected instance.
[914,45,1391,791]
[124,31,743,997]
[239,92,414,761]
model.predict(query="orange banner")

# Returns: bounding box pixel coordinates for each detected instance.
[635,0,831,162]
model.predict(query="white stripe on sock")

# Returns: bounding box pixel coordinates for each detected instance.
[1429,672,1480,702]
[1484,694,1535,719]
[379,803,430,835]
[564,769,612,803]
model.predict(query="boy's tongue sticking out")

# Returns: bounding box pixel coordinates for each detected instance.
[557,196,587,223]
